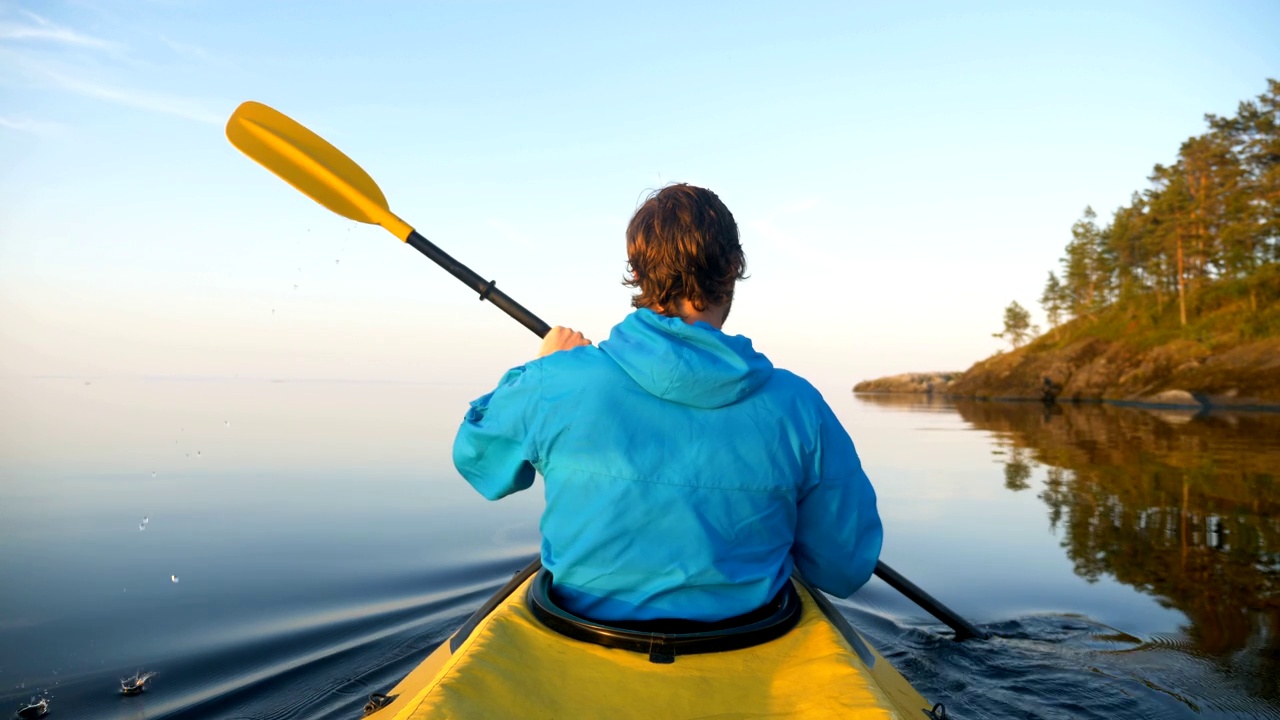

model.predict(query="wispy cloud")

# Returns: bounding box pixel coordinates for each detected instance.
[0,10,121,51]
[159,34,210,61]
[0,9,222,126]
[158,33,233,70]
[0,115,66,136]
[38,67,221,124]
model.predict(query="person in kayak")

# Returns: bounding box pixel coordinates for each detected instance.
[453,183,883,624]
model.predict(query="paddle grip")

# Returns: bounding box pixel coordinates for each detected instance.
[406,231,552,338]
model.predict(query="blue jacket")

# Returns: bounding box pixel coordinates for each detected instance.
[453,309,882,622]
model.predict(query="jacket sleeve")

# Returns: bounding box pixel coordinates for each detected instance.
[452,364,541,501]
[792,401,883,598]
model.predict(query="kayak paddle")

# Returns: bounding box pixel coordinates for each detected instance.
[224,100,988,642]
[225,101,549,338]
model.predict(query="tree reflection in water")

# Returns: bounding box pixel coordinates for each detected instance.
[954,399,1280,699]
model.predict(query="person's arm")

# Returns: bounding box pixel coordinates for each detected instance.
[538,326,591,357]
[452,326,590,500]
[792,402,883,597]
[452,364,542,500]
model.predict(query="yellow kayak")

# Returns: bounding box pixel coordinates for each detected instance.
[361,560,939,719]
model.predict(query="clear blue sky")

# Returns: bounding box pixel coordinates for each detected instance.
[2,0,1277,395]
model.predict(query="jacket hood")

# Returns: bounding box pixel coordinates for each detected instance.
[598,309,773,409]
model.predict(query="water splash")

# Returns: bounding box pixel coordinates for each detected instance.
[120,671,156,696]
[15,696,48,719]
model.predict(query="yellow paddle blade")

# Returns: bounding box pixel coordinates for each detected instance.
[226,101,413,241]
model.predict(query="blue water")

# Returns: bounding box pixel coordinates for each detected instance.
[1,379,1277,718]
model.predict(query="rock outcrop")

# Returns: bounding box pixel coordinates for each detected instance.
[852,372,962,395]
[854,338,1280,410]
[945,337,1280,409]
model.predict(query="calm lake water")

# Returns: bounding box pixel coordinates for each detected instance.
[1,378,1277,719]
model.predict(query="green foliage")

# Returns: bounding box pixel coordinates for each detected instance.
[1032,256,1280,355]
[994,300,1035,348]
[1060,207,1107,318]
[1040,271,1068,329]
[1044,79,1280,335]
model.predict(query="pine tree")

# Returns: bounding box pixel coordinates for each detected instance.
[1061,207,1105,318]
[994,301,1035,349]
[1040,272,1067,334]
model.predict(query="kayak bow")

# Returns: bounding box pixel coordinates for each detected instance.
[361,560,937,719]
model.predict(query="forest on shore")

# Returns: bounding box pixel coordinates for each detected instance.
[858,79,1280,407]
[1035,78,1278,344]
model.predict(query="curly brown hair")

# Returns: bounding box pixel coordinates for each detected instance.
[623,184,747,316]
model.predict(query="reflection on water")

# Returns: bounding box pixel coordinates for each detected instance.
[860,393,1280,708]
[4,376,1278,718]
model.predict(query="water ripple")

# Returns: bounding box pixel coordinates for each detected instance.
[0,553,533,720]
[844,608,1280,720]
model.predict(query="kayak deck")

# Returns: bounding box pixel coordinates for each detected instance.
[365,564,932,719]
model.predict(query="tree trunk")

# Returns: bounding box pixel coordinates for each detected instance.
[1155,270,1164,317]
[1177,231,1187,327]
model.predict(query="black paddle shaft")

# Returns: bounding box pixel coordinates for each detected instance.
[406,230,551,338]
[408,226,984,642]
[874,561,987,641]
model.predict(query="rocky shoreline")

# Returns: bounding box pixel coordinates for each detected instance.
[850,372,962,395]
[854,337,1280,411]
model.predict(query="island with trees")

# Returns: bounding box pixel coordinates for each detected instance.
[855,79,1280,409]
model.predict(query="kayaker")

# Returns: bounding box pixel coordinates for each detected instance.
[453,183,883,624]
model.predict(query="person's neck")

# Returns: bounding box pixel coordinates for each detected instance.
[654,299,730,330]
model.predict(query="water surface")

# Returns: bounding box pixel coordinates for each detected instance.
[1,379,1277,718]
[854,394,1278,719]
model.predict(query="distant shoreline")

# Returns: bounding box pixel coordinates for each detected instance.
[854,335,1280,412]
[852,389,1280,414]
